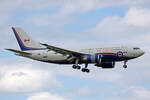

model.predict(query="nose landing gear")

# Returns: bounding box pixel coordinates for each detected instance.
[123,60,128,68]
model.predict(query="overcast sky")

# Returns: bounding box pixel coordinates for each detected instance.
[0,0,150,100]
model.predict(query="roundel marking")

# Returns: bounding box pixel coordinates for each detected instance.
[117,51,123,57]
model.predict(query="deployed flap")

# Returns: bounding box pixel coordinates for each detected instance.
[5,48,31,55]
[40,43,84,56]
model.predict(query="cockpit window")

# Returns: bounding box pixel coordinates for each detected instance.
[133,47,140,50]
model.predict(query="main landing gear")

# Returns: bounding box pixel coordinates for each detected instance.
[72,64,90,73]
[72,65,81,69]
[72,59,81,70]
[72,59,90,73]
[123,60,128,68]
[81,63,90,73]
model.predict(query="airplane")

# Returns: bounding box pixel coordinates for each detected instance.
[6,27,145,73]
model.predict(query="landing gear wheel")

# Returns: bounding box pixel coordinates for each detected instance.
[86,69,90,73]
[82,68,86,72]
[77,66,81,69]
[82,68,90,73]
[72,65,77,69]
[123,65,127,68]
[72,65,81,70]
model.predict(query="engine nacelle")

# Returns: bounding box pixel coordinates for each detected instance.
[95,61,115,68]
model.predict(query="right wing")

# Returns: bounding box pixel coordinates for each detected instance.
[40,43,85,56]
[5,48,31,56]
[40,43,86,62]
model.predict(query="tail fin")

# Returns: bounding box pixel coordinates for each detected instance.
[12,27,43,51]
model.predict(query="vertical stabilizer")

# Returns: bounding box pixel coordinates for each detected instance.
[12,27,43,51]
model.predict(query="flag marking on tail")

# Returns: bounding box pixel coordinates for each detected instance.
[24,39,30,42]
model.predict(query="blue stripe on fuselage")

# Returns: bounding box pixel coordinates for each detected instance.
[87,54,91,62]
[95,54,99,63]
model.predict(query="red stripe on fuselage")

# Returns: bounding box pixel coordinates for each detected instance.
[96,53,131,58]
[96,53,117,55]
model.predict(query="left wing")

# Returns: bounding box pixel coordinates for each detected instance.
[40,43,85,57]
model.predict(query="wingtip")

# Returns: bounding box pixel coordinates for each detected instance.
[39,43,44,45]
[40,43,47,46]
[5,48,12,51]
[5,48,9,50]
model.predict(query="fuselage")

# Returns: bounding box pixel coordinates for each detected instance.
[24,46,144,64]
[7,27,145,72]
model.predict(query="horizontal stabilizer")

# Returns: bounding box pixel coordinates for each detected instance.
[5,48,31,55]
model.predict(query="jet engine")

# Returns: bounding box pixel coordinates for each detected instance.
[81,54,115,68]
[95,61,115,68]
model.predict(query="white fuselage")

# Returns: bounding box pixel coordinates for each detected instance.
[24,46,144,64]
[8,27,145,72]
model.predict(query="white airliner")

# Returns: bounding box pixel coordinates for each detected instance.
[6,27,145,73]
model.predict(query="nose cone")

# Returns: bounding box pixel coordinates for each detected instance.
[140,50,145,56]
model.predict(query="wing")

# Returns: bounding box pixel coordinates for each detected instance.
[5,48,31,56]
[40,43,85,57]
